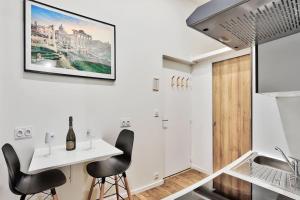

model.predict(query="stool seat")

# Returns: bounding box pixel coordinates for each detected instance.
[87,156,130,178]
[15,169,66,195]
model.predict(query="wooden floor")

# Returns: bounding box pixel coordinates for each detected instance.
[131,169,207,200]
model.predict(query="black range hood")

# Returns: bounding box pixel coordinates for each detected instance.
[187,0,300,50]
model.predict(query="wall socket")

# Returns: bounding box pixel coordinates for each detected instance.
[153,172,159,180]
[120,118,131,128]
[14,126,33,140]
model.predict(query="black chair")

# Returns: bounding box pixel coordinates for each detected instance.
[2,143,66,200]
[86,129,134,200]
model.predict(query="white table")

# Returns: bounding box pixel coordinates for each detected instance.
[28,139,123,173]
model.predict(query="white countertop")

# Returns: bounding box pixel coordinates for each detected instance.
[163,151,300,200]
[28,139,123,173]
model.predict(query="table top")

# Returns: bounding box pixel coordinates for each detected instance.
[28,139,123,173]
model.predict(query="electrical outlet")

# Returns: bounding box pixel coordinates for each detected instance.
[153,172,159,180]
[14,128,24,139]
[14,126,32,140]
[126,120,131,127]
[153,109,159,117]
[120,118,131,128]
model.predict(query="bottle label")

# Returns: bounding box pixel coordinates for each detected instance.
[66,141,75,150]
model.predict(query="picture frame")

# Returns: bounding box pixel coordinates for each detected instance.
[24,0,116,80]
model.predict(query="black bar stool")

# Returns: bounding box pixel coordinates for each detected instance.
[86,129,134,200]
[2,143,66,200]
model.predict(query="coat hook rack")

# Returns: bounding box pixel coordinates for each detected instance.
[181,77,185,88]
[177,76,181,87]
[171,76,175,87]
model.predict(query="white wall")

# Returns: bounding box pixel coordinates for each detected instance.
[253,93,300,159]
[276,97,300,159]
[0,0,223,199]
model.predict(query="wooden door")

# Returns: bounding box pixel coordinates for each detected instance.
[213,55,252,199]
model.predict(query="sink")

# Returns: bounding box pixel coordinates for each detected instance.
[232,153,300,196]
[253,156,293,173]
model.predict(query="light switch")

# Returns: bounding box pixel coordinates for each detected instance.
[153,78,159,92]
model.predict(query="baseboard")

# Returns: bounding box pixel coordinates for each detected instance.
[191,163,212,175]
[104,179,164,200]
[133,179,164,194]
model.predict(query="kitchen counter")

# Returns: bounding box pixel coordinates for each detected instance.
[177,173,293,200]
[231,153,300,196]
[164,151,300,200]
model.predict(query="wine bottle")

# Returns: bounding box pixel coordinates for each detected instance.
[66,116,76,151]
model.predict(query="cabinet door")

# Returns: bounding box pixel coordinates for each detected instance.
[257,32,300,94]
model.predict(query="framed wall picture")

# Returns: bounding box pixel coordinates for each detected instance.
[24,0,116,80]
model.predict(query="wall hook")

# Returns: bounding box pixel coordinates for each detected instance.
[177,76,181,87]
[171,76,175,87]
[186,78,189,88]
[181,77,185,88]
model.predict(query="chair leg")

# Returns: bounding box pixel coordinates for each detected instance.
[99,178,105,200]
[87,178,96,200]
[114,175,120,200]
[51,188,59,200]
[20,195,26,200]
[123,172,133,200]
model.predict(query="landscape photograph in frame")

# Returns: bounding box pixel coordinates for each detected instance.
[25,0,116,80]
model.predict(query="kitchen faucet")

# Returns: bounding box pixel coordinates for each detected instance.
[275,146,299,178]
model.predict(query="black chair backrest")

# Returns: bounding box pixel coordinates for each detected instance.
[115,129,134,164]
[2,143,22,195]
